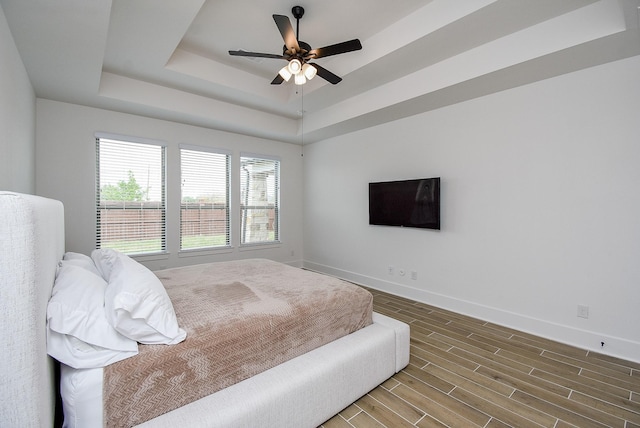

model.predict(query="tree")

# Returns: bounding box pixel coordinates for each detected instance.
[101,171,146,201]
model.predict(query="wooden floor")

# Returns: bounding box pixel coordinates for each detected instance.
[321,288,640,428]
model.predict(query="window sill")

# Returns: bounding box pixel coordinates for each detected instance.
[238,242,282,252]
[179,246,234,258]
[130,252,170,263]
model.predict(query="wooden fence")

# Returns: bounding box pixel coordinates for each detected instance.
[98,202,273,242]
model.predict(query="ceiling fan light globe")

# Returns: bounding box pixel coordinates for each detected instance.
[294,73,306,85]
[287,59,302,75]
[278,66,293,81]
[302,63,317,80]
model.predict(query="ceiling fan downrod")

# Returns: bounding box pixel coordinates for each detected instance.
[292,5,304,40]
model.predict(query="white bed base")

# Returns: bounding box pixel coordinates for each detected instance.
[0,192,409,428]
[151,312,408,428]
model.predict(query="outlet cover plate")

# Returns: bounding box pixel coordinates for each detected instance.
[577,305,589,319]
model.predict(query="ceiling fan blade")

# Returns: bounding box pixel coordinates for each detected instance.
[271,74,285,85]
[273,14,300,52]
[310,63,342,85]
[229,50,286,60]
[308,39,362,59]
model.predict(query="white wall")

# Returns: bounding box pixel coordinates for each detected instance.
[0,4,35,193]
[36,100,304,270]
[303,55,640,363]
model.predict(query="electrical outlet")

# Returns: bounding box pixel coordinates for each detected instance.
[411,271,417,280]
[388,266,394,275]
[577,305,589,319]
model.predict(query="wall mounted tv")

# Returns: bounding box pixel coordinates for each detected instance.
[369,177,440,230]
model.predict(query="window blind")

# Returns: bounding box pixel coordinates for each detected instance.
[96,137,166,255]
[240,155,280,245]
[180,146,231,250]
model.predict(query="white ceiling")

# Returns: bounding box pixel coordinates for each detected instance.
[2,0,639,144]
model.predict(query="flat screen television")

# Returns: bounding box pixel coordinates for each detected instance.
[369,177,440,230]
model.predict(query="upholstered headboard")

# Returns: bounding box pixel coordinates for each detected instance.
[0,192,64,427]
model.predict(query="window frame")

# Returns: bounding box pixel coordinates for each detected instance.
[239,153,281,247]
[179,145,232,253]
[95,133,167,256]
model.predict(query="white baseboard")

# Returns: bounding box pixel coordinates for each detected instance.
[303,261,640,365]
[284,259,303,268]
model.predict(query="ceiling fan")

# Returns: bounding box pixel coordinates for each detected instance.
[229,6,362,85]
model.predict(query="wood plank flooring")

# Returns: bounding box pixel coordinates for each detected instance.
[320,288,640,428]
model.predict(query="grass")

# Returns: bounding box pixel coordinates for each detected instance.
[103,232,279,254]
[181,234,228,249]
[102,234,229,254]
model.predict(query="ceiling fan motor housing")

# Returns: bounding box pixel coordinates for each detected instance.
[283,41,311,57]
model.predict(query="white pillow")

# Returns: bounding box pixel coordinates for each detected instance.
[92,249,187,345]
[89,248,118,280]
[62,251,102,277]
[47,262,138,369]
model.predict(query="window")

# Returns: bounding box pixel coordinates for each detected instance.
[180,146,231,250]
[240,154,280,245]
[96,136,166,255]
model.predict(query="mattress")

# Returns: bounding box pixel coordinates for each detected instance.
[101,259,372,426]
[60,312,410,428]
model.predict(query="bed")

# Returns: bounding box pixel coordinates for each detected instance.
[0,191,410,428]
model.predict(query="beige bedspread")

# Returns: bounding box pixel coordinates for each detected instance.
[103,259,372,427]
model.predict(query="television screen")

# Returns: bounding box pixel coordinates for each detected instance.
[369,178,440,230]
